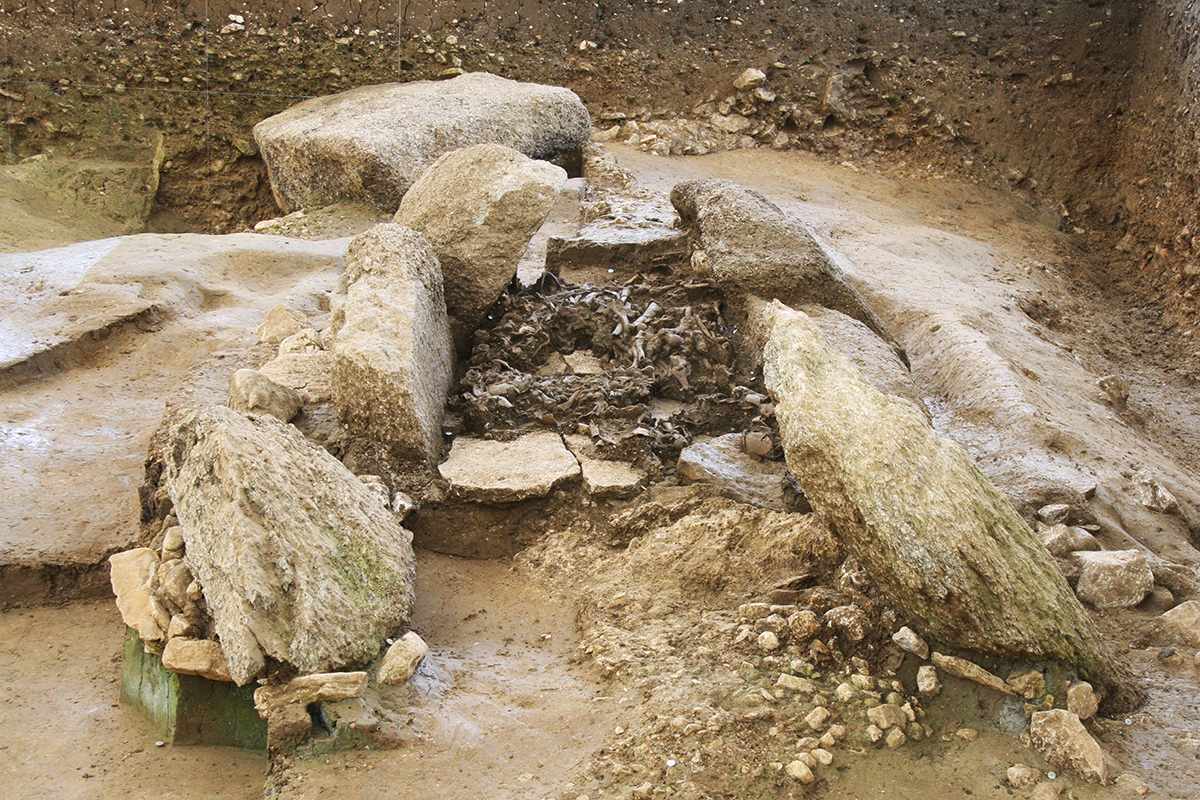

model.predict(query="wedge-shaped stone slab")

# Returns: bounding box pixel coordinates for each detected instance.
[163,405,416,686]
[759,300,1122,697]
[395,143,566,348]
[253,73,591,213]
[671,178,893,343]
[330,224,453,464]
[440,431,580,503]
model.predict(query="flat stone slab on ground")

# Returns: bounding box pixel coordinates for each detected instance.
[677,433,791,510]
[440,431,581,503]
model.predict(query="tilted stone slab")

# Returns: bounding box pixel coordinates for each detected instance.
[163,405,416,686]
[395,143,566,349]
[253,72,591,213]
[758,299,1125,698]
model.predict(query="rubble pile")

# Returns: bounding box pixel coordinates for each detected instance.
[455,276,773,472]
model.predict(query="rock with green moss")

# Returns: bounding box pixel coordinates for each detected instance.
[162,404,416,686]
[757,299,1138,710]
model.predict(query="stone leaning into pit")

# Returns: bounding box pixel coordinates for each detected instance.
[394,143,567,350]
[758,299,1133,706]
[670,179,895,346]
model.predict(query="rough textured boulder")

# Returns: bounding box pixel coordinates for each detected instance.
[677,433,793,510]
[227,368,303,422]
[395,143,566,349]
[253,73,591,213]
[163,405,416,686]
[1160,599,1200,646]
[670,179,894,345]
[1029,710,1108,783]
[758,300,1136,708]
[1070,549,1154,608]
[330,224,453,465]
[109,548,167,643]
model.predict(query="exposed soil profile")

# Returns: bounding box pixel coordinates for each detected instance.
[2,3,1200,800]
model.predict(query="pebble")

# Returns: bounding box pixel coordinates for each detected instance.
[1030,782,1062,800]
[891,626,929,659]
[819,725,846,747]
[1037,503,1072,525]
[866,704,906,731]
[1066,681,1099,720]
[885,727,907,749]
[867,724,883,743]
[811,748,834,766]
[785,759,815,783]
[956,728,979,742]
[777,673,814,693]
[757,631,780,652]
[834,682,856,703]
[804,706,831,730]
[1007,668,1046,700]
[1007,764,1042,788]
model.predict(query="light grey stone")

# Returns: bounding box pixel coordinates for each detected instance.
[256,304,309,344]
[228,368,303,422]
[677,433,791,510]
[1029,710,1108,783]
[330,224,453,465]
[395,143,566,348]
[376,632,429,685]
[1070,549,1154,609]
[439,431,580,503]
[163,405,416,685]
[254,73,590,213]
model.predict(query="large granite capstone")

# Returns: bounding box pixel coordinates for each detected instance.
[253,73,591,213]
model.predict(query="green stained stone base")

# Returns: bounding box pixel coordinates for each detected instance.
[120,627,267,750]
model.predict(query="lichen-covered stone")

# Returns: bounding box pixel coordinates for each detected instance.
[163,405,416,685]
[759,299,1121,695]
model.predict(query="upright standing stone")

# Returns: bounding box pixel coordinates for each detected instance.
[330,224,453,465]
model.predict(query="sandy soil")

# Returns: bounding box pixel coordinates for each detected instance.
[2,145,1199,799]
